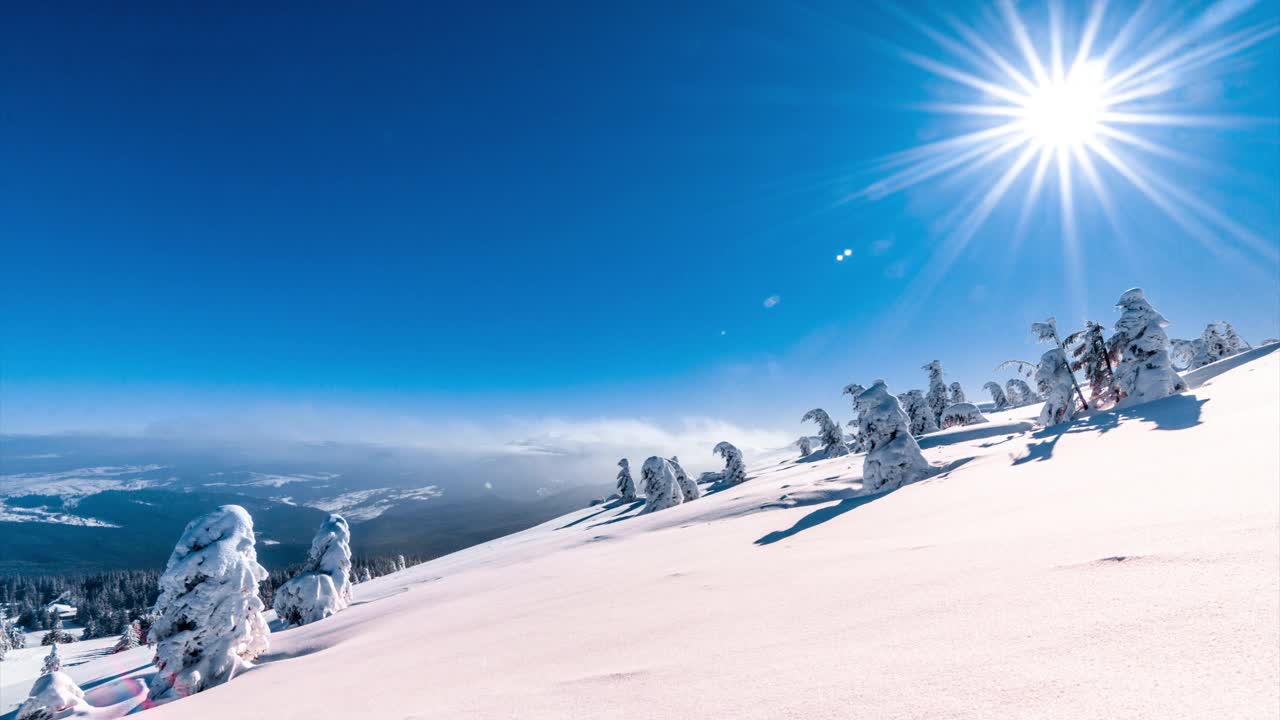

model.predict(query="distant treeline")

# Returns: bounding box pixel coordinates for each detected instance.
[0,554,425,641]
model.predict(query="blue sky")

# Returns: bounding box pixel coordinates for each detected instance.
[3,0,1278,454]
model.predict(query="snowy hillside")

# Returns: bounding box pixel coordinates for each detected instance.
[4,346,1277,719]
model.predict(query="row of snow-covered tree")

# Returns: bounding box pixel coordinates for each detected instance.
[611,288,1259,515]
[613,441,750,515]
[8,506,428,717]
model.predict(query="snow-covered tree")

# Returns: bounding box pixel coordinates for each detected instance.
[841,383,869,452]
[1065,320,1119,409]
[801,408,848,457]
[1221,322,1250,353]
[615,459,637,502]
[113,621,142,654]
[40,619,71,646]
[16,669,87,720]
[923,360,949,425]
[274,514,354,628]
[857,381,931,492]
[896,390,938,436]
[41,643,61,674]
[359,567,373,584]
[639,456,683,514]
[668,456,700,502]
[5,618,24,650]
[148,504,270,702]
[1110,288,1185,407]
[1005,378,1039,407]
[1035,348,1079,426]
[940,403,987,429]
[713,441,747,485]
[795,436,812,457]
[396,555,406,572]
[1031,316,1089,410]
[0,619,9,662]
[948,382,966,405]
[983,382,1008,410]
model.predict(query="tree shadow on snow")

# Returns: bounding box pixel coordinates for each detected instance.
[556,498,639,530]
[78,663,152,692]
[1014,394,1208,465]
[753,491,890,546]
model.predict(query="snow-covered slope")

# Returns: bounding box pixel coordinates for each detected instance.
[6,347,1277,719]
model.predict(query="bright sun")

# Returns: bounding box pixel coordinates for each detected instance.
[1018,63,1107,148]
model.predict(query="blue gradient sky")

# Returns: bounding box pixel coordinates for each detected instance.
[3,0,1278,444]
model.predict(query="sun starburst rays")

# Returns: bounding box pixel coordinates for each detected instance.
[850,0,1279,306]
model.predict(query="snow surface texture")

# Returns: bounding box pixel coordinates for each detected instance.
[147,505,271,701]
[4,347,1278,719]
[272,514,353,627]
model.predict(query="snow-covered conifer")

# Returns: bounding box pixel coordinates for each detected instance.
[948,382,966,405]
[983,382,1008,410]
[40,619,71,646]
[668,456,700,502]
[0,620,9,662]
[16,669,87,720]
[41,643,61,674]
[1005,378,1038,406]
[1065,321,1119,409]
[359,567,373,583]
[639,456,683,514]
[801,408,848,457]
[896,390,939,436]
[1221,322,1250,353]
[274,514,354,627]
[841,383,868,452]
[713,441,747,485]
[113,621,142,653]
[940,403,987,429]
[857,381,931,492]
[923,360,949,425]
[9,621,25,650]
[1035,348,1080,426]
[615,459,637,502]
[148,505,270,701]
[396,555,406,572]
[795,436,812,457]
[1110,288,1185,406]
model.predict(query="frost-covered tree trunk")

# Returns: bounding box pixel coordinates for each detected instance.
[896,390,939,436]
[857,381,931,492]
[273,514,354,628]
[802,408,848,457]
[668,456,700,502]
[148,505,270,702]
[940,403,988,429]
[1066,321,1118,409]
[923,360,949,425]
[615,459,637,502]
[795,436,812,457]
[1035,348,1079,426]
[1111,288,1185,407]
[639,456,683,514]
[713,441,748,485]
[16,669,87,720]
[948,382,966,405]
[983,382,1008,410]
